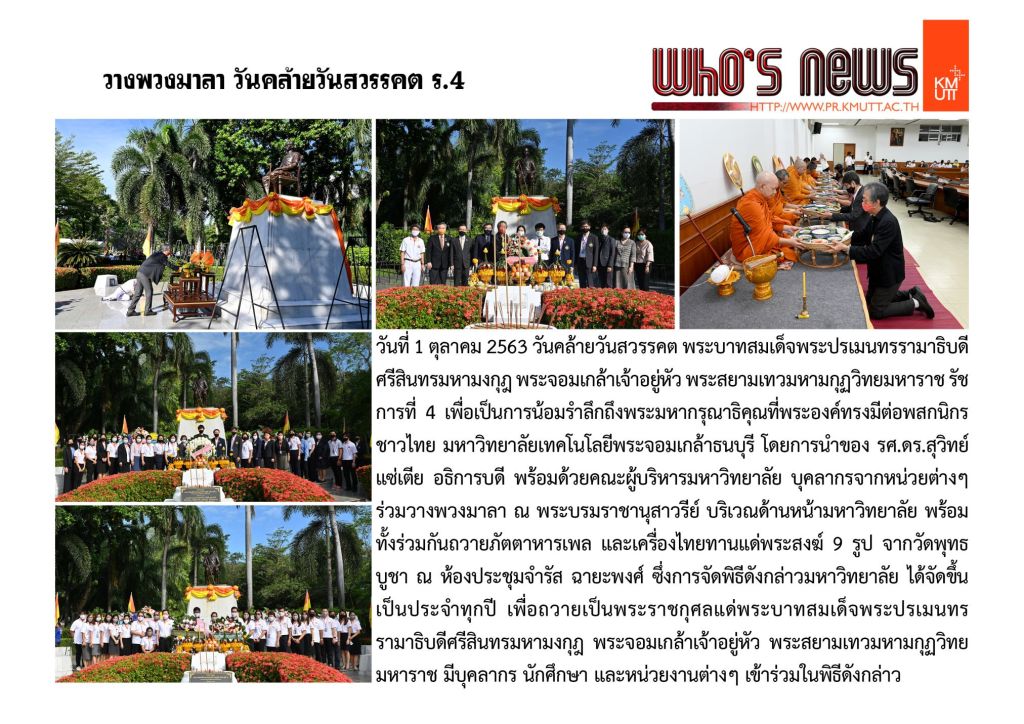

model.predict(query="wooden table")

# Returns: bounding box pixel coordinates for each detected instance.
[164,272,217,322]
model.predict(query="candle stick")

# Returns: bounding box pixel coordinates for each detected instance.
[797,271,810,319]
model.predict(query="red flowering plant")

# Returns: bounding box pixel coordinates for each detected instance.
[376,286,486,329]
[226,652,353,683]
[214,468,333,502]
[57,653,192,683]
[55,471,182,502]
[540,288,675,329]
[355,464,371,492]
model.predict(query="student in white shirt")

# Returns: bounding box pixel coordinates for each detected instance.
[266,615,281,652]
[84,439,98,483]
[86,615,101,663]
[346,613,362,671]
[72,443,87,488]
[310,609,325,663]
[141,628,156,653]
[339,433,359,492]
[130,616,145,655]
[70,612,87,669]
[118,616,131,657]
[240,434,253,468]
[108,616,122,657]
[157,610,175,652]
[318,609,337,669]
[400,225,426,287]
[165,436,178,466]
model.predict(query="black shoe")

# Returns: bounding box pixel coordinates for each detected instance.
[911,288,935,319]
[126,310,140,317]
[142,311,158,317]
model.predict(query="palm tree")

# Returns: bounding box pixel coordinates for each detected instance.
[112,126,167,249]
[615,120,674,231]
[266,333,335,428]
[454,119,495,227]
[230,332,239,430]
[566,120,575,225]
[152,508,183,609]
[244,505,254,609]
[283,506,361,608]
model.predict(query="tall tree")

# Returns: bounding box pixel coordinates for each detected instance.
[245,505,254,609]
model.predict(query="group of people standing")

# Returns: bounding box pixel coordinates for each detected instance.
[60,425,367,495]
[64,605,363,673]
[399,219,656,291]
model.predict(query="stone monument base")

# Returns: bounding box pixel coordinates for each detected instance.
[168,486,232,503]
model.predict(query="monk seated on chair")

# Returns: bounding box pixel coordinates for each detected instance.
[729,171,805,269]
[262,142,303,195]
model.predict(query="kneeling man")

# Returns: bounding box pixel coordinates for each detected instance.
[837,183,934,320]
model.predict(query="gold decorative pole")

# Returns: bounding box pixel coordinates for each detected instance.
[796,271,810,319]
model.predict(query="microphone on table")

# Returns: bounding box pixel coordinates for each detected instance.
[730,208,758,258]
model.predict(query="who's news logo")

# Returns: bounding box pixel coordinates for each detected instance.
[923,20,969,111]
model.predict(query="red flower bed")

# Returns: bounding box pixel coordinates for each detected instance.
[226,652,353,682]
[58,653,191,683]
[55,471,182,502]
[540,288,675,329]
[377,286,486,329]
[215,468,333,502]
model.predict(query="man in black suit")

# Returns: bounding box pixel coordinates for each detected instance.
[451,223,474,286]
[252,431,264,467]
[212,429,227,459]
[426,222,452,284]
[549,223,574,270]
[116,436,132,475]
[824,171,869,233]
[260,432,277,468]
[473,222,496,265]
[837,183,934,320]
[575,220,595,288]
[61,438,75,494]
[595,224,616,288]
[126,243,180,317]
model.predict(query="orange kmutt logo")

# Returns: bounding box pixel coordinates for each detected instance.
[923,19,969,111]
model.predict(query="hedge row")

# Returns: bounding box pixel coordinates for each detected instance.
[55,265,225,291]
[376,286,675,329]
[57,653,191,683]
[55,468,333,502]
[226,652,353,683]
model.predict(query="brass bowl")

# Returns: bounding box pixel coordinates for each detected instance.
[709,268,741,297]
[743,253,779,301]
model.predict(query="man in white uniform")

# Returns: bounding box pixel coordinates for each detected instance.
[400,224,426,287]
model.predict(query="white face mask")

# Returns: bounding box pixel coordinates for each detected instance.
[601,228,608,235]
[622,232,631,239]
[411,230,420,237]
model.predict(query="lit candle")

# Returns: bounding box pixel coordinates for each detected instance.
[802,272,807,298]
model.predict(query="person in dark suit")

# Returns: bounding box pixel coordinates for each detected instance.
[596,224,616,288]
[260,432,277,468]
[252,431,264,467]
[576,221,595,288]
[61,438,75,494]
[426,223,452,284]
[492,221,510,264]
[837,183,934,320]
[473,223,496,265]
[450,224,474,286]
[212,429,227,459]
[549,224,574,270]
[228,428,241,464]
[116,436,131,475]
[824,171,869,233]
[126,244,180,317]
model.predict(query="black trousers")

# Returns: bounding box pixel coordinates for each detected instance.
[866,283,916,319]
[428,268,446,284]
[126,273,155,314]
[85,461,96,483]
[331,460,342,487]
[341,460,357,491]
[159,636,172,653]
[290,450,300,475]
[74,643,83,668]
[634,264,650,291]
[73,467,84,488]
[596,267,610,288]
[574,257,590,288]
[452,265,470,286]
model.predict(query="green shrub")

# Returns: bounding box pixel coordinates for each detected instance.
[55,471,181,502]
[55,267,81,291]
[56,240,102,269]
[540,287,676,329]
[58,653,191,683]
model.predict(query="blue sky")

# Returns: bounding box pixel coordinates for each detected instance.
[186,333,346,378]
[519,119,640,171]
[200,505,366,554]
[56,119,156,194]
[56,118,647,196]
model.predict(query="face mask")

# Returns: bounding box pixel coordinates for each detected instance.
[411,230,420,237]
[601,229,608,235]
[558,231,566,236]
[484,229,492,235]
[637,235,646,241]
[622,232,631,239]
[316,434,322,440]
[459,231,467,237]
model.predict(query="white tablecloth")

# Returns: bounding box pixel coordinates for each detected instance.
[482,288,543,323]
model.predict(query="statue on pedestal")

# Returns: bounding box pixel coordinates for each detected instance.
[262,141,304,195]
[192,375,209,407]
[515,147,537,195]
[202,547,221,585]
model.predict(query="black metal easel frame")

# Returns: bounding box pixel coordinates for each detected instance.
[207,225,287,330]
[324,243,370,330]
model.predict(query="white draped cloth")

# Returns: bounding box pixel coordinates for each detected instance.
[482,288,543,324]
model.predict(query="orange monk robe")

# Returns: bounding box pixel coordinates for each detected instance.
[729,189,799,263]
[784,165,812,204]
[770,191,799,232]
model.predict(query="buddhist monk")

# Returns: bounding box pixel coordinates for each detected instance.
[784,160,815,203]
[729,171,804,265]
[771,170,801,234]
